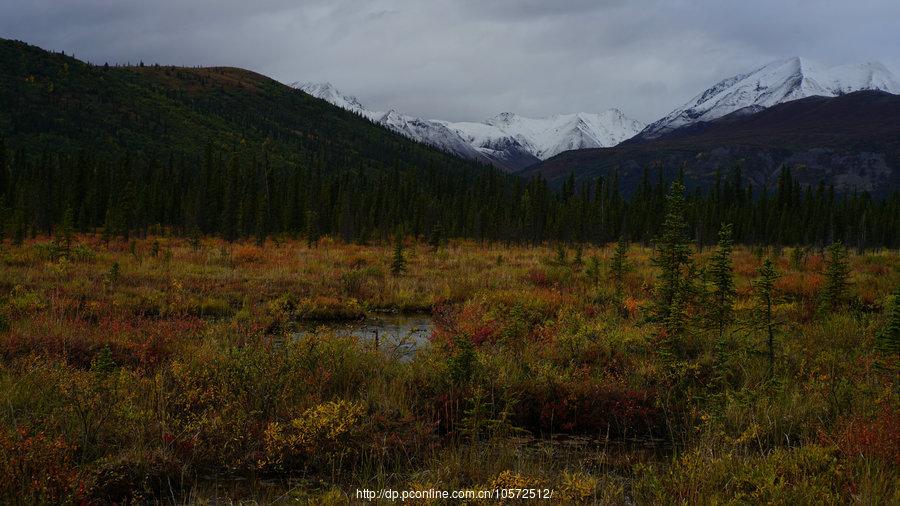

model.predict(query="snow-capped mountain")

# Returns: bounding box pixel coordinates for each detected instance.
[442,109,644,160]
[294,82,644,170]
[638,57,900,139]
[294,82,488,163]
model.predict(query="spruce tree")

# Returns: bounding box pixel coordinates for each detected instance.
[103,193,131,242]
[391,231,406,276]
[188,227,201,251]
[651,181,691,326]
[11,207,26,246]
[585,255,602,283]
[664,284,689,343]
[305,210,319,248]
[755,258,780,377]
[106,261,121,288]
[0,135,7,208]
[710,223,736,382]
[427,223,443,251]
[555,243,567,265]
[875,288,900,361]
[57,207,75,253]
[91,344,117,376]
[820,241,850,312]
[610,238,629,312]
[254,186,269,246]
[790,246,806,270]
[710,223,736,336]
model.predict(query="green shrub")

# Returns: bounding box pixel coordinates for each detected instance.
[190,297,233,318]
[876,290,899,358]
[33,241,66,261]
[70,243,97,262]
[6,286,45,315]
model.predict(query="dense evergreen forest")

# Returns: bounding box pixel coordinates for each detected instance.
[1,38,898,248]
[1,141,897,248]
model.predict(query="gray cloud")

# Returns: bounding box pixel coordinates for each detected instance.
[2,0,899,122]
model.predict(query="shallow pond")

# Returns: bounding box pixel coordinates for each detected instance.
[292,313,434,360]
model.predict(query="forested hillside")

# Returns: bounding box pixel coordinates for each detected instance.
[0,38,492,168]
[0,38,517,241]
[1,39,898,247]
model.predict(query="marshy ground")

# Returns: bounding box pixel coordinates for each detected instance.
[0,236,897,503]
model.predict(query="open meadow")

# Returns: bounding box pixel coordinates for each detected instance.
[0,234,897,503]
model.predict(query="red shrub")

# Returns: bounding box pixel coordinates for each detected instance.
[526,268,550,287]
[519,378,659,436]
[0,314,203,371]
[470,322,500,346]
[431,302,500,347]
[0,427,85,503]
[834,406,900,466]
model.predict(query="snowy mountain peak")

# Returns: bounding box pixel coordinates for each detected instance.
[294,82,367,112]
[639,58,900,139]
[294,82,643,170]
[472,109,645,159]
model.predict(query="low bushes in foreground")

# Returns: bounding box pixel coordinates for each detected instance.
[0,235,897,503]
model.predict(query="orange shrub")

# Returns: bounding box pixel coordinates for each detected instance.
[805,252,825,272]
[776,272,823,300]
[733,253,761,277]
[231,244,265,265]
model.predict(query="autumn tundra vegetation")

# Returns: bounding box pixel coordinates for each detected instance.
[0,181,896,504]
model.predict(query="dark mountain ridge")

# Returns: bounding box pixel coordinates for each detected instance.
[522,90,900,196]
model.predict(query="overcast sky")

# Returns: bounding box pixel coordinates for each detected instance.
[3,0,899,123]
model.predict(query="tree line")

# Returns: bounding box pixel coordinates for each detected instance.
[1,139,897,248]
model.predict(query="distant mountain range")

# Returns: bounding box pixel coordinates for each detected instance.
[295,82,644,171]
[4,35,898,197]
[298,58,899,179]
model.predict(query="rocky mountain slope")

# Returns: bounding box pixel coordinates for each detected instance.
[637,57,900,140]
